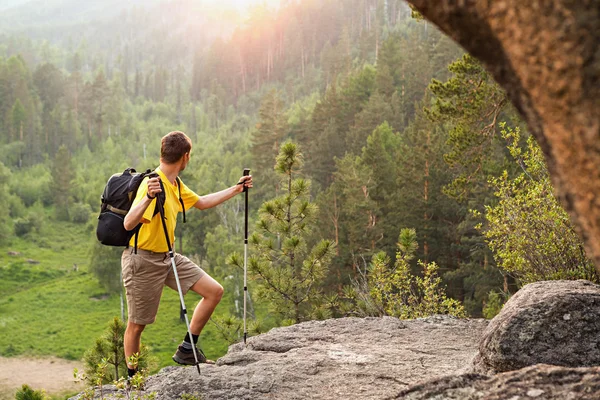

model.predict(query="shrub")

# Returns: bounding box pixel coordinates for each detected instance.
[13,208,44,237]
[15,384,49,400]
[70,202,91,224]
[341,228,466,319]
[482,290,509,319]
[13,217,34,237]
[8,193,26,219]
[480,124,598,284]
[83,317,155,384]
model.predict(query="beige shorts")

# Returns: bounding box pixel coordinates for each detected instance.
[121,248,205,325]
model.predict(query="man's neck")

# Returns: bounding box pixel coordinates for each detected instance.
[158,162,180,184]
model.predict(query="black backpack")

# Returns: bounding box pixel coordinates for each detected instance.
[96,168,185,249]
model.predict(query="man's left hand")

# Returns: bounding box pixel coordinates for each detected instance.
[236,175,253,192]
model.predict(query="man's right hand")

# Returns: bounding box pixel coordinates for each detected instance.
[147,177,162,199]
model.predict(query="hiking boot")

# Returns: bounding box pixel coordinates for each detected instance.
[172,345,207,365]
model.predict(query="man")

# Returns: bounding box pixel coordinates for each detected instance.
[122,130,252,377]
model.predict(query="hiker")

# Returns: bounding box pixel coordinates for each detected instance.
[121,130,253,377]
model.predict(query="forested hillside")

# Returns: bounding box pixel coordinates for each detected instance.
[0,0,594,377]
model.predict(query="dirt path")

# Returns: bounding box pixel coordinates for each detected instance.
[0,356,84,400]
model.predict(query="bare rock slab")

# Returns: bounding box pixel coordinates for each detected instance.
[70,316,487,400]
[473,280,600,375]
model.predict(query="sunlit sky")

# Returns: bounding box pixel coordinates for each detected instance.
[201,0,281,13]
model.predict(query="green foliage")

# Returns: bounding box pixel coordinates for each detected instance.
[427,54,511,203]
[251,89,288,195]
[89,242,123,295]
[76,357,158,400]
[70,202,92,224]
[82,317,154,385]
[233,141,335,324]
[480,124,598,284]
[9,163,52,207]
[180,393,204,400]
[210,315,266,345]
[13,217,34,237]
[15,384,49,400]
[482,290,509,320]
[51,145,74,221]
[11,99,26,139]
[114,356,158,400]
[409,5,424,21]
[0,162,14,242]
[342,228,466,319]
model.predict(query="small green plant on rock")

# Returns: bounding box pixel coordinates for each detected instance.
[210,315,266,345]
[114,367,156,400]
[15,384,49,400]
[180,393,204,400]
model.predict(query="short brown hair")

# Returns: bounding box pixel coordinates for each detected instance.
[161,131,192,163]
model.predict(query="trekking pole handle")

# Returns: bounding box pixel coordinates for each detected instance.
[242,168,250,192]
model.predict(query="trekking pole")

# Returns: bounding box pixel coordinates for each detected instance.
[150,173,201,376]
[242,168,250,346]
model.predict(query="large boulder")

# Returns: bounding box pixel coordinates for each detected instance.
[473,280,600,375]
[397,364,600,399]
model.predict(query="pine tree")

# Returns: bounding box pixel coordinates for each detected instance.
[346,92,393,155]
[305,82,342,190]
[82,317,153,384]
[233,141,335,324]
[423,54,519,314]
[426,53,511,202]
[251,89,288,195]
[318,152,381,283]
[11,99,26,143]
[15,384,48,400]
[89,242,123,295]
[51,145,74,221]
[0,162,13,243]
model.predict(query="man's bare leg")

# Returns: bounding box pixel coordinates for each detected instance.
[173,274,223,364]
[189,274,224,334]
[124,321,146,370]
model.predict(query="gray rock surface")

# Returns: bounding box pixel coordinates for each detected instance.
[472,280,600,375]
[70,315,487,400]
[397,364,600,400]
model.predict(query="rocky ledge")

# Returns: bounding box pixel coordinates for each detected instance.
[72,280,600,399]
[71,316,487,399]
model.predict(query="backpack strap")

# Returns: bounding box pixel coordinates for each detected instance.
[107,205,128,216]
[133,169,154,254]
[132,223,143,254]
[176,176,186,223]
[133,174,185,253]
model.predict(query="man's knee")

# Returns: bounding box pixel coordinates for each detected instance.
[214,283,224,301]
[191,275,224,302]
[206,282,224,302]
[126,321,146,337]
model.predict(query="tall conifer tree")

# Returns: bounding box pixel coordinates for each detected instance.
[239,141,335,324]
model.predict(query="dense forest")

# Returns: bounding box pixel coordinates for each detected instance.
[0,0,596,367]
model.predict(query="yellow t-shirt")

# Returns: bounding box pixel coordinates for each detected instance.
[129,168,199,252]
